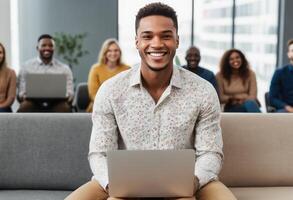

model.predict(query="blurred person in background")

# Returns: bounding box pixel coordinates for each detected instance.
[269,39,293,112]
[182,46,218,93]
[216,49,261,112]
[0,43,16,112]
[17,34,74,112]
[87,38,129,112]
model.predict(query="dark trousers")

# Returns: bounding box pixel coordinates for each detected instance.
[17,99,72,113]
[0,107,12,112]
[224,99,261,113]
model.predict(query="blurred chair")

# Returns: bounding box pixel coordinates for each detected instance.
[72,82,89,112]
[265,92,276,113]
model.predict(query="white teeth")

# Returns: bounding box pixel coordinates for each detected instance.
[149,52,165,57]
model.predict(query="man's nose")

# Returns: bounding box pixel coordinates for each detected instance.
[44,45,53,50]
[150,36,164,48]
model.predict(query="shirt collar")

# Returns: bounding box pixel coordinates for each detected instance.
[37,57,54,66]
[129,64,182,89]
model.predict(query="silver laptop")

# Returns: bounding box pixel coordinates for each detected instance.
[25,73,67,99]
[107,149,195,198]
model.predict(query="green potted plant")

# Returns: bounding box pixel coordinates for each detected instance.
[53,32,89,69]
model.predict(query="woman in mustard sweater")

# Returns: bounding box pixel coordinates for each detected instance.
[216,49,261,112]
[87,39,129,112]
[0,43,16,112]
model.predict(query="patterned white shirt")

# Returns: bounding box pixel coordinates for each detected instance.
[89,65,223,189]
[18,57,74,98]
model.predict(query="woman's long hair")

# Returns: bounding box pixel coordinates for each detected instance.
[219,48,250,85]
[0,43,7,70]
[97,38,123,66]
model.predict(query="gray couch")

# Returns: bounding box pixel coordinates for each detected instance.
[1,113,293,200]
[0,113,92,200]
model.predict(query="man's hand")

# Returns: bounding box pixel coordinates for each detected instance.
[67,96,74,104]
[285,105,293,113]
[105,184,109,193]
[229,95,245,105]
[193,176,199,195]
[18,95,26,102]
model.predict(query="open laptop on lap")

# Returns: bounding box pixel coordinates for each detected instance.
[107,149,195,198]
[25,73,67,100]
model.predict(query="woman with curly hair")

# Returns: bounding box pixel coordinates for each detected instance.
[0,43,16,112]
[216,49,261,112]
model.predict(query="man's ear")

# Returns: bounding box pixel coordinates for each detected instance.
[36,45,39,51]
[135,35,138,49]
[176,35,179,49]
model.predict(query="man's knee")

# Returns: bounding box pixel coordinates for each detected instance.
[17,100,35,112]
[52,101,72,112]
[197,181,236,200]
[167,197,196,200]
[65,180,108,200]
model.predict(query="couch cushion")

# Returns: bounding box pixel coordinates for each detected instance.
[220,113,293,187]
[0,190,70,200]
[230,187,293,200]
[0,113,92,190]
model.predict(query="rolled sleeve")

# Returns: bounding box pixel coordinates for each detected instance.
[64,67,74,98]
[88,83,118,189]
[17,67,26,98]
[194,86,223,188]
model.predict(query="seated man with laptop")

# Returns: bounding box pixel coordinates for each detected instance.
[17,34,74,112]
[66,3,236,200]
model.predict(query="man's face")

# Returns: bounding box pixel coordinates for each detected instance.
[135,15,179,72]
[185,48,200,69]
[287,43,293,64]
[37,38,54,62]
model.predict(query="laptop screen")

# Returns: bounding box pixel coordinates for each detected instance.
[25,73,67,99]
[107,149,195,198]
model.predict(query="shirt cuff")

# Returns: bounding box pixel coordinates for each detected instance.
[197,174,218,189]
[92,175,108,190]
[88,153,109,190]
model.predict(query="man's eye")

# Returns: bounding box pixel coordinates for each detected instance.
[142,35,152,39]
[162,35,172,39]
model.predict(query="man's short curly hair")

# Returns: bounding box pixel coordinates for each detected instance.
[135,2,178,34]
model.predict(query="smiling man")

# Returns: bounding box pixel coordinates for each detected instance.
[182,46,218,94]
[66,3,236,200]
[17,34,74,112]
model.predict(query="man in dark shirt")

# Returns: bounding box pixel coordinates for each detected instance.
[182,46,218,93]
[269,39,293,113]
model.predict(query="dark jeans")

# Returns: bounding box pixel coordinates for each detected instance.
[0,107,12,112]
[276,108,288,112]
[17,99,72,112]
[224,100,261,113]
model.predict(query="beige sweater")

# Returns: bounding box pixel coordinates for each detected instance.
[0,67,16,108]
[216,70,257,104]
